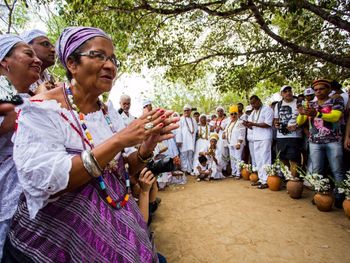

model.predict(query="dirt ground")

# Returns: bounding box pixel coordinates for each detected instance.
[152,176,350,263]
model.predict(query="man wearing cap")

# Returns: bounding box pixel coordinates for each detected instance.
[142,98,152,114]
[304,87,315,103]
[176,105,198,175]
[117,94,136,126]
[244,95,274,189]
[274,85,303,178]
[297,79,344,208]
[21,29,55,93]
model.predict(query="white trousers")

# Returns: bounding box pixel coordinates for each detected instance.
[249,140,272,184]
[229,146,244,177]
[180,150,194,173]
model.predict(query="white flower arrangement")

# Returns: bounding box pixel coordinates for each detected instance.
[338,171,350,199]
[280,163,297,181]
[300,172,331,193]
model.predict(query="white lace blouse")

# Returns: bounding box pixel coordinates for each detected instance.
[13,99,135,219]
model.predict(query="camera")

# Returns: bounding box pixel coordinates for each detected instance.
[278,123,290,135]
[147,156,175,176]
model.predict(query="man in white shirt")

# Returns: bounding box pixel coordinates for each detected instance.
[274,85,303,177]
[142,98,152,114]
[21,29,56,94]
[118,94,136,126]
[244,95,274,189]
[176,105,198,174]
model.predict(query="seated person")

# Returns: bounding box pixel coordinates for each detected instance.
[196,155,212,181]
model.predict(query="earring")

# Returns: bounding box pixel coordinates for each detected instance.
[71,78,76,86]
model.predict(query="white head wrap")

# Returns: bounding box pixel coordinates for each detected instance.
[21,29,47,44]
[0,34,24,62]
[216,106,224,112]
[183,104,191,110]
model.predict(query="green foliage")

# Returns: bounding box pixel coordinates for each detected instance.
[27,0,350,105]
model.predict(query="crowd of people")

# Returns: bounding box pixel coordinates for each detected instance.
[129,82,348,212]
[0,25,349,263]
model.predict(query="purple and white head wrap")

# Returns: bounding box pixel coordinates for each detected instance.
[0,34,24,62]
[21,29,47,44]
[56,26,111,68]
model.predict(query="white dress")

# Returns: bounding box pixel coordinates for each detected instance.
[200,144,225,179]
[12,99,135,219]
[192,124,210,171]
[0,75,31,259]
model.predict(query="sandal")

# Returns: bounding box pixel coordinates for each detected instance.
[251,181,261,186]
[257,183,268,189]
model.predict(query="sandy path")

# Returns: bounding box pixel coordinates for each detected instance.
[152,177,350,263]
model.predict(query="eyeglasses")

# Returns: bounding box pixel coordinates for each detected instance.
[230,113,238,116]
[79,50,121,69]
[38,41,55,49]
[184,109,190,112]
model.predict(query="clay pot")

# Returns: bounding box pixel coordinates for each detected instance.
[250,172,259,183]
[267,175,281,191]
[241,168,250,180]
[343,199,350,219]
[286,180,303,199]
[314,192,334,212]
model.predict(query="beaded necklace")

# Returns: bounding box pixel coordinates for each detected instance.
[65,85,131,210]
[251,107,262,123]
[185,117,194,134]
[198,124,209,139]
[226,119,237,143]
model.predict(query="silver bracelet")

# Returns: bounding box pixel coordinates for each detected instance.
[81,150,102,178]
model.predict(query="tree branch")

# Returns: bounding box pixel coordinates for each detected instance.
[173,48,286,67]
[247,0,350,68]
[299,0,350,34]
[106,0,250,18]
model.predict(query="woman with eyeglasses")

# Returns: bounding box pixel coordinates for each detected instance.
[3,27,178,262]
[0,34,42,260]
[223,105,246,179]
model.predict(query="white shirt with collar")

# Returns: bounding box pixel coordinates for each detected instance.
[247,105,273,141]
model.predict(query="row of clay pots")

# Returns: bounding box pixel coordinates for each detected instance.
[240,168,350,217]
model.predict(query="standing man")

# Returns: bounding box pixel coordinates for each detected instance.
[21,30,55,93]
[176,105,198,175]
[142,98,152,114]
[274,85,303,178]
[118,94,136,126]
[298,79,344,208]
[244,95,274,189]
[193,111,200,124]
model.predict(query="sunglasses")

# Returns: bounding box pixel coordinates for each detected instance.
[230,112,238,116]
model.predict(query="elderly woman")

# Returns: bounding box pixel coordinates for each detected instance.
[192,113,209,171]
[3,27,178,262]
[223,105,246,179]
[0,34,42,259]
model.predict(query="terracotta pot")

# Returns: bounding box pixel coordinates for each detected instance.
[241,168,250,180]
[286,180,303,199]
[267,175,281,191]
[314,192,334,212]
[249,172,259,183]
[343,199,350,219]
